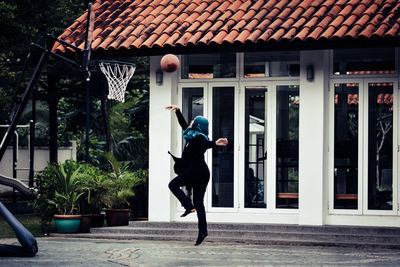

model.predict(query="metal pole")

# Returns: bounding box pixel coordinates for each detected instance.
[84,2,93,163]
[12,132,17,203]
[29,119,35,188]
[0,51,48,162]
[29,85,36,187]
[85,78,90,163]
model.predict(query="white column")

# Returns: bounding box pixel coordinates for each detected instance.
[148,56,178,221]
[298,50,329,225]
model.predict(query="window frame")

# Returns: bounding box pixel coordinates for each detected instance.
[329,49,399,79]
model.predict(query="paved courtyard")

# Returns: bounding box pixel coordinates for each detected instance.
[1,237,400,266]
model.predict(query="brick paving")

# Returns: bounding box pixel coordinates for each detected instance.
[1,237,400,266]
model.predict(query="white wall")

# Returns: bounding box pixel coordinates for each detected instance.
[0,141,77,193]
[298,50,330,225]
[148,56,179,221]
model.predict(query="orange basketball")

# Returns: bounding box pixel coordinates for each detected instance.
[160,54,180,73]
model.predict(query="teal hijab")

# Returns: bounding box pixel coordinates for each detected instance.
[183,116,209,142]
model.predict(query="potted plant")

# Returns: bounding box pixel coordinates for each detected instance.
[79,165,109,228]
[44,161,84,233]
[103,153,141,226]
[32,165,58,235]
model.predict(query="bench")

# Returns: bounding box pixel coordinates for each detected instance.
[335,194,357,200]
[276,193,298,207]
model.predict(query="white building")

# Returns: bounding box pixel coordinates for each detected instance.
[149,49,400,227]
[55,0,400,227]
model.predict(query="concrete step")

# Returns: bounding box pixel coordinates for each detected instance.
[89,227,400,244]
[51,232,400,250]
[127,221,400,235]
[50,221,400,249]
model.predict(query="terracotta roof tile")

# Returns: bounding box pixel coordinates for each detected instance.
[287,14,304,28]
[332,24,350,38]
[216,1,231,12]
[187,31,203,45]
[204,1,220,13]
[359,24,377,38]
[176,31,193,46]
[229,19,245,32]
[343,14,358,26]
[345,24,363,38]
[193,2,208,13]
[373,23,390,36]
[231,9,246,21]
[198,31,214,44]
[53,0,400,54]
[224,30,240,43]
[355,13,371,26]
[384,22,400,37]
[235,29,252,43]
[307,25,324,40]
[294,26,310,41]
[270,28,286,41]
[282,27,297,39]
[243,18,259,32]
[313,5,329,18]
[319,24,337,39]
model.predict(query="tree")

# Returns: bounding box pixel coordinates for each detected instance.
[0,0,86,161]
[1,1,150,170]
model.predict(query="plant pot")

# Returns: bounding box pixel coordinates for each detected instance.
[54,215,81,233]
[90,213,105,227]
[105,209,130,226]
[79,214,92,233]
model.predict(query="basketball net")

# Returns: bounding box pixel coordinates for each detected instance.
[99,62,136,103]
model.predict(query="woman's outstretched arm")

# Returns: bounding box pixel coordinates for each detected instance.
[166,105,188,129]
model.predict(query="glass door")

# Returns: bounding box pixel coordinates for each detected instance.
[331,82,362,212]
[210,85,236,209]
[364,79,398,215]
[275,85,300,209]
[329,78,398,215]
[241,82,299,212]
[244,86,268,208]
[177,85,206,211]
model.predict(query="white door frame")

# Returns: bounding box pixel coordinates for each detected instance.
[239,81,300,214]
[238,81,270,214]
[362,78,398,216]
[328,79,364,215]
[207,81,239,213]
[176,83,209,215]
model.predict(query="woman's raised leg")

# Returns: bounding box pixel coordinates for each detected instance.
[168,175,195,215]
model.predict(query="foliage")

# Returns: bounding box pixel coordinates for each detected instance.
[103,152,146,209]
[43,161,84,215]
[1,0,149,181]
[0,0,86,121]
[108,85,149,144]
[128,169,148,218]
[76,135,107,166]
[31,165,57,234]
[114,136,148,170]
[78,163,109,214]
[31,160,85,233]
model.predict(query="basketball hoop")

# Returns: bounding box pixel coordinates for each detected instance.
[99,61,136,103]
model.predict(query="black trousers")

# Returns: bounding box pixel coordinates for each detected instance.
[168,175,208,235]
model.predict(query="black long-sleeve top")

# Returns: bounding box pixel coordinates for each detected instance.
[176,109,216,166]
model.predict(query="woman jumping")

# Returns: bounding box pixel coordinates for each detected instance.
[166,105,228,246]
